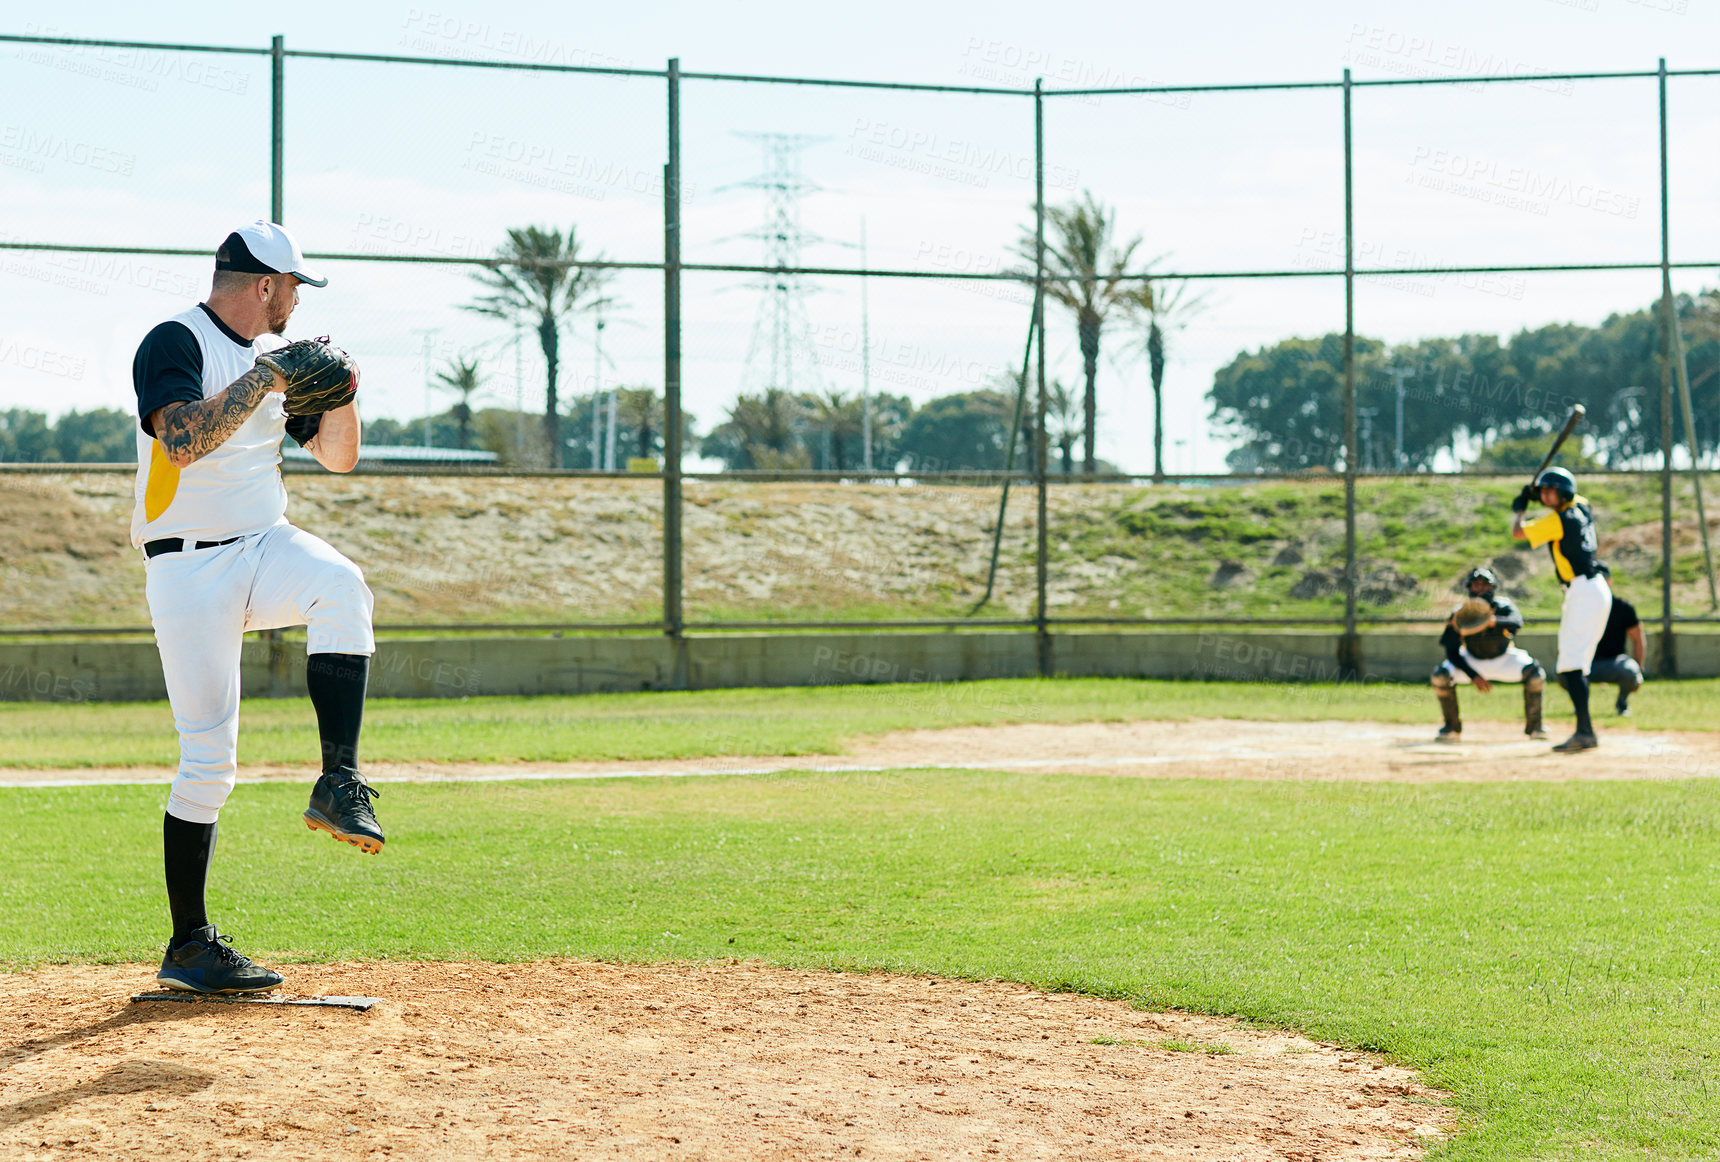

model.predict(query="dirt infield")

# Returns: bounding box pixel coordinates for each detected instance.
[5,717,1715,788]
[0,960,1450,1161]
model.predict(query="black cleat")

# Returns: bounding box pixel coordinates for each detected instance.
[1435,726,1461,745]
[1616,697,1632,717]
[1552,732,1599,753]
[156,926,283,994]
[304,767,385,854]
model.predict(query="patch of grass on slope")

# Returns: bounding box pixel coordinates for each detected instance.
[1049,475,1702,621]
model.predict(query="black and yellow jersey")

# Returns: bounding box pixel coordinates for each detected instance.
[1522,496,1603,583]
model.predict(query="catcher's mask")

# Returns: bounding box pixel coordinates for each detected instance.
[1464,566,1498,596]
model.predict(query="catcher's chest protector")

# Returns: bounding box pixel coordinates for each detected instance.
[1464,599,1515,660]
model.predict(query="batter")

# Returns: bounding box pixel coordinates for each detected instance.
[131,220,383,995]
[1511,467,1612,753]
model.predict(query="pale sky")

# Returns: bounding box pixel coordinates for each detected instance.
[1,0,1715,472]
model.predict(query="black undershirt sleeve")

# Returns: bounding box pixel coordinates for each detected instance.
[285,414,322,448]
[1440,626,1479,679]
[132,321,205,437]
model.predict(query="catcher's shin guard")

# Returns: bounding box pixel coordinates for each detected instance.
[1431,668,1460,734]
[1522,661,1545,736]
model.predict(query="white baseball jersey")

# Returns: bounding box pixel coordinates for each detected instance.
[130,304,292,547]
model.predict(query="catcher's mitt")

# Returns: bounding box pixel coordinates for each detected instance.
[1451,597,1495,636]
[257,336,358,417]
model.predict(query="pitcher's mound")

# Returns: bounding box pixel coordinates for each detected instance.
[1,960,1451,1160]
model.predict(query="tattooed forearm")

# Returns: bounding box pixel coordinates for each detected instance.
[155,365,278,467]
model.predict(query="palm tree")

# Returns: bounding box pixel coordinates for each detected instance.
[1045,379,1081,475]
[701,389,810,470]
[465,226,613,468]
[434,357,486,450]
[1119,278,1202,481]
[810,390,866,470]
[1015,191,1152,474]
[614,387,674,463]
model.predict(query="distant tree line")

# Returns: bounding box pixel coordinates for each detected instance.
[698,380,1112,474]
[1212,289,1720,472]
[0,409,135,463]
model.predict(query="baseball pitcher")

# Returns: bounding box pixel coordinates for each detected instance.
[133,220,383,994]
[1511,467,1612,753]
[1430,566,1547,744]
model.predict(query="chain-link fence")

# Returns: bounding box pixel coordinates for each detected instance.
[1,31,1717,669]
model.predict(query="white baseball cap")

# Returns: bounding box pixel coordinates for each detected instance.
[216,219,327,288]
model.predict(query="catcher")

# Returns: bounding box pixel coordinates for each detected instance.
[1430,566,1547,743]
[131,220,382,995]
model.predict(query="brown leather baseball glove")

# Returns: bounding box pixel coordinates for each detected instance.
[257,337,358,417]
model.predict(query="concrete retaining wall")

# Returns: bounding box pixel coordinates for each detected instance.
[0,629,1707,703]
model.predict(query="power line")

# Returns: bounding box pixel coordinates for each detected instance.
[732,134,830,403]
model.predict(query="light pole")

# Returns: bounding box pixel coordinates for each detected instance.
[1387,365,1414,470]
[860,216,872,472]
[591,308,606,470]
[513,322,524,463]
[409,328,440,448]
[1357,407,1378,473]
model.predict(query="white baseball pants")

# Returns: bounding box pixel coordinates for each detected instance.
[1557,573,1612,675]
[146,522,374,824]
[1434,645,1539,684]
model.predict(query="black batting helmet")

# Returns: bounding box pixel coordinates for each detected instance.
[1464,566,1499,593]
[1536,467,1577,502]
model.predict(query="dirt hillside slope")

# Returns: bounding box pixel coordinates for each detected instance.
[0,472,1709,629]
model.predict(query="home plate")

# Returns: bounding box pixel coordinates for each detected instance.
[130,993,381,1010]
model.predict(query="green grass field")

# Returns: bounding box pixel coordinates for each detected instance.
[5,770,1720,1160]
[2,676,1717,768]
[7,677,1720,1159]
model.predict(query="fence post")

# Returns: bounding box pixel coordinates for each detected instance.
[663,58,687,687]
[270,35,284,222]
[261,33,288,683]
[1034,79,1051,677]
[1339,68,1360,675]
[1656,58,1678,677]
[1656,61,1719,613]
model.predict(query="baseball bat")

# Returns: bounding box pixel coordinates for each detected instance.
[1531,404,1586,483]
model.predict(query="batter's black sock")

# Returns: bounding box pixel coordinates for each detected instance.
[163,813,217,948]
[1560,670,1594,736]
[307,652,370,774]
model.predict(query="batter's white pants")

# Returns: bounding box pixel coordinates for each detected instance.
[1434,645,1539,684]
[146,522,375,824]
[1557,573,1612,675]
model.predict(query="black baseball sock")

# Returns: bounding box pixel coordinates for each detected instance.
[1560,669,1594,736]
[307,652,370,773]
[163,813,217,948]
